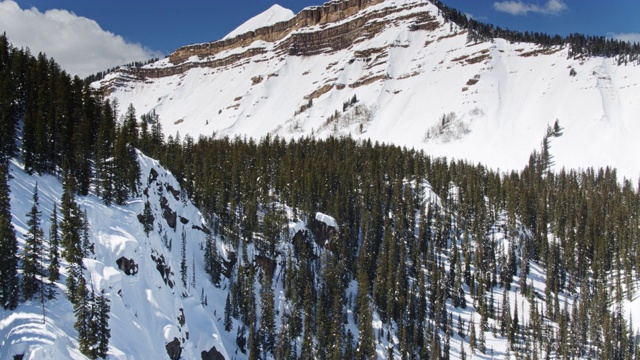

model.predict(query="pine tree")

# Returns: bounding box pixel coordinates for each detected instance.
[112,104,140,205]
[0,53,17,163]
[259,274,276,356]
[180,229,187,289]
[21,183,46,301]
[142,200,153,236]
[224,292,233,332]
[60,170,83,266]
[301,283,315,360]
[357,300,376,359]
[0,161,19,309]
[248,323,260,360]
[478,318,486,354]
[73,273,91,356]
[95,100,115,205]
[469,318,476,353]
[48,204,60,283]
[81,209,91,257]
[94,290,111,358]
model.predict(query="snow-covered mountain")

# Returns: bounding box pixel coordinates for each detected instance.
[5,1,637,358]
[98,0,640,181]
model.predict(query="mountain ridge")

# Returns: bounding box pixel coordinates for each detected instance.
[98,0,640,181]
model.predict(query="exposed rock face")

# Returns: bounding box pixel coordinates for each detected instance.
[309,216,338,248]
[168,0,385,63]
[201,346,225,360]
[148,168,159,184]
[160,197,177,229]
[165,338,182,360]
[292,229,317,259]
[106,0,435,85]
[151,251,175,288]
[116,257,139,276]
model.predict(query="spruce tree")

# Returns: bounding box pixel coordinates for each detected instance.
[60,170,83,266]
[142,200,153,236]
[0,40,17,163]
[94,290,111,358]
[73,273,90,355]
[259,274,276,356]
[469,318,476,353]
[21,183,46,301]
[112,104,140,205]
[180,229,187,289]
[224,292,233,332]
[46,204,60,299]
[81,209,91,257]
[0,161,19,309]
[48,204,60,283]
[95,100,115,205]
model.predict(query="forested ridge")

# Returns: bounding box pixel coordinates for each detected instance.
[431,0,640,63]
[2,31,640,359]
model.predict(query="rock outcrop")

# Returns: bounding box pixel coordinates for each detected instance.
[116,257,139,276]
[201,346,225,360]
[104,0,436,87]
[165,338,182,360]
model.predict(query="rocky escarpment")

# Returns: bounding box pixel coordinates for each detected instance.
[112,0,437,83]
[168,0,386,64]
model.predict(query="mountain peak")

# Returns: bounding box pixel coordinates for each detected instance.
[222,4,295,40]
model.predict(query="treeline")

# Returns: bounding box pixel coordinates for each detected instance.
[431,0,640,63]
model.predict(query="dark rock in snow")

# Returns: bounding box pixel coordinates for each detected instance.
[148,168,159,184]
[151,251,174,288]
[178,308,186,327]
[165,338,182,360]
[116,257,139,276]
[201,346,225,360]
[166,184,181,201]
[309,213,338,248]
[160,197,177,229]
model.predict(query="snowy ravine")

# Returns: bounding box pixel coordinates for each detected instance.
[0,153,233,359]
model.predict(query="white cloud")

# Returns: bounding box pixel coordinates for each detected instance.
[0,0,162,78]
[493,0,568,16]
[608,32,640,44]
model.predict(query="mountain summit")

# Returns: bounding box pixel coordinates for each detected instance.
[223,4,295,40]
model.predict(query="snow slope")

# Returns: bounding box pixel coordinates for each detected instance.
[101,0,640,182]
[223,4,295,40]
[0,154,234,359]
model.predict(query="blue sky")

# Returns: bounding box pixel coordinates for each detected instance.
[1,0,638,77]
